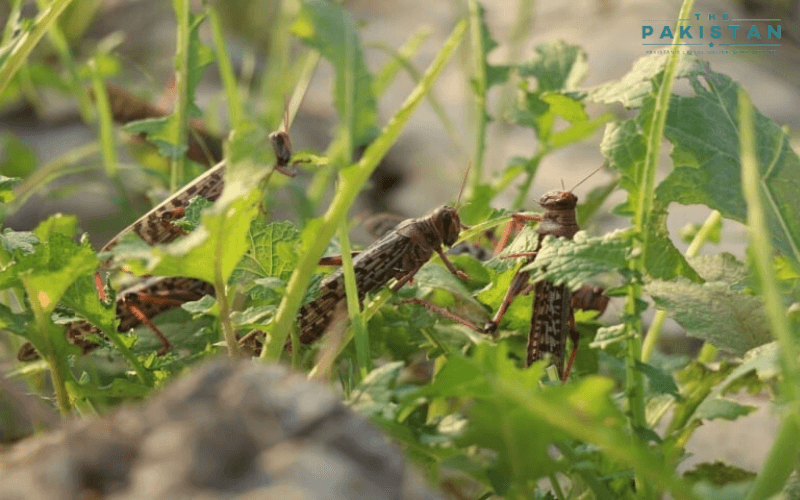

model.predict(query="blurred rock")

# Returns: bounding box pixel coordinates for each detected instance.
[0,360,442,500]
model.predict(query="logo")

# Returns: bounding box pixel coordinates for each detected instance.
[642,13,781,55]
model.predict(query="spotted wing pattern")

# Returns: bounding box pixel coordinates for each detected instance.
[297,231,417,344]
[527,280,571,377]
[17,277,214,361]
[101,164,226,253]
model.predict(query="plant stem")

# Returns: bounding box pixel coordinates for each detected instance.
[262,20,467,360]
[0,0,77,97]
[208,5,243,131]
[170,0,191,191]
[625,1,693,496]
[47,354,72,415]
[468,0,487,193]
[338,217,370,377]
[739,88,800,500]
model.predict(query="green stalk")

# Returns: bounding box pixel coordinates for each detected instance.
[370,32,465,155]
[467,0,487,193]
[338,217,370,376]
[740,88,800,500]
[263,20,467,360]
[89,61,131,215]
[624,1,693,496]
[372,28,431,95]
[0,0,77,97]
[512,151,545,210]
[216,230,239,357]
[34,0,93,123]
[641,210,721,362]
[498,0,534,118]
[208,5,243,131]
[170,0,191,190]
[46,353,72,414]
[495,379,699,500]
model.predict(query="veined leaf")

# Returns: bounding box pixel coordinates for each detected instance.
[646,254,772,354]
[230,220,300,285]
[657,62,800,270]
[520,229,632,290]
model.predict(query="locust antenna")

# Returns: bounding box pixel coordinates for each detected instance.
[561,179,566,190]
[455,161,471,210]
[569,164,605,193]
[282,97,290,133]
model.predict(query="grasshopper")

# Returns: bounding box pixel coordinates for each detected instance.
[408,169,606,380]
[296,204,469,345]
[100,102,302,254]
[17,277,214,361]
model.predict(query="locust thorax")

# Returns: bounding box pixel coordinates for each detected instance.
[537,190,579,239]
[430,205,461,248]
[269,130,292,165]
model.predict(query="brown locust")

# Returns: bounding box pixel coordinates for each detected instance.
[408,169,607,380]
[17,277,214,361]
[296,205,468,345]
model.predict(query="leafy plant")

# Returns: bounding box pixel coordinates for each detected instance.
[2,1,800,499]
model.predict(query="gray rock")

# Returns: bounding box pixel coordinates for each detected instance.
[0,360,442,500]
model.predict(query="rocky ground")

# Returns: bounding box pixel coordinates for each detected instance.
[0,360,442,500]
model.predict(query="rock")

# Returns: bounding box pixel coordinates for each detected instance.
[0,360,442,500]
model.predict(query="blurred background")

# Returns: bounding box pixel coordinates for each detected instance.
[1,0,798,470]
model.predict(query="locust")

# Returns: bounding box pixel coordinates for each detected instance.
[407,169,607,381]
[16,103,303,361]
[295,204,469,346]
[17,277,214,361]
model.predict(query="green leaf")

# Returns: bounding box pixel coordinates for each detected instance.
[517,40,588,92]
[0,133,37,178]
[0,228,38,255]
[71,377,151,399]
[349,361,404,418]
[120,10,214,159]
[230,220,300,285]
[182,294,217,316]
[521,229,632,290]
[0,175,19,204]
[13,232,98,315]
[635,360,681,399]
[230,305,274,327]
[33,214,78,240]
[684,461,757,486]
[115,165,263,284]
[60,274,116,336]
[291,1,378,146]
[0,302,29,335]
[174,196,213,232]
[694,398,756,421]
[646,254,772,354]
[600,94,700,282]
[716,342,780,393]
[656,61,800,270]
[643,202,703,281]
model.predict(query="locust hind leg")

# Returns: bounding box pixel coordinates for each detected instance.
[494,213,541,254]
[124,303,172,355]
[400,298,486,333]
[483,270,534,333]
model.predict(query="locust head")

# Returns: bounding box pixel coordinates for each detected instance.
[431,205,462,248]
[269,130,292,165]
[538,190,578,211]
